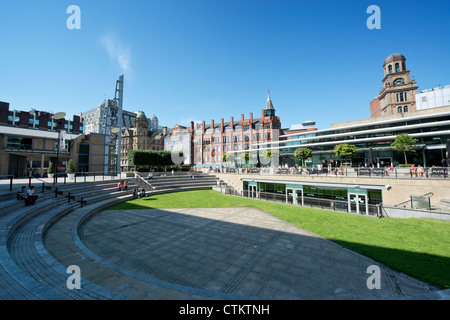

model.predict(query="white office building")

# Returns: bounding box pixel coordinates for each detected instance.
[416,85,450,111]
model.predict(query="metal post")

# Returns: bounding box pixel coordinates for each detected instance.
[81,197,83,208]
[55,187,58,198]
[29,177,31,188]
[10,176,13,191]
[42,182,44,193]
[68,192,71,203]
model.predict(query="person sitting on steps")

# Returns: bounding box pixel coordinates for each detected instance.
[17,186,27,200]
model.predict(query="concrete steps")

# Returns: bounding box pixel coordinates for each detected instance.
[0,175,222,300]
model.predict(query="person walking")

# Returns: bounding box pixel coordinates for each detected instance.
[26,186,38,206]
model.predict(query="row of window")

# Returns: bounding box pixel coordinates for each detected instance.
[199,124,273,135]
[396,92,408,102]
[398,106,409,114]
[387,62,406,74]
[7,116,83,132]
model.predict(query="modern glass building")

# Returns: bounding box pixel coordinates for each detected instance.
[253,106,450,168]
[241,178,384,216]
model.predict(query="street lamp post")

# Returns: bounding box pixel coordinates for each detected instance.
[52,112,66,184]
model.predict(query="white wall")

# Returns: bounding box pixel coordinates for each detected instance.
[416,85,450,110]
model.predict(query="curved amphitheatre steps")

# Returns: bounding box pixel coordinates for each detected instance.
[1,174,442,300]
[0,175,222,300]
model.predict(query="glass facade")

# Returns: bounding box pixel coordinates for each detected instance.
[259,112,450,167]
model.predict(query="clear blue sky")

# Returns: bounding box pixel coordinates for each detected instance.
[1,0,449,130]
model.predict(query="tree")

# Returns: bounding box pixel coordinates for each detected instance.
[391,133,418,165]
[240,152,250,164]
[334,144,357,158]
[294,148,312,166]
[66,159,76,174]
[48,162,55,174]
[222,153,232,163]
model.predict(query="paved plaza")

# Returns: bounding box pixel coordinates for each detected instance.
[45,205,439,300]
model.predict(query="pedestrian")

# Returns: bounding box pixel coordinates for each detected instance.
[26,186,38,206]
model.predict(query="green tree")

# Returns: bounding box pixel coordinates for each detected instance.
[240,152,250,164]
[334,144,357,158]
[222,153,232,162]
[294,148,312,166]
[391,133,418,165]
[66,159,76,174]
[47,162,55,174]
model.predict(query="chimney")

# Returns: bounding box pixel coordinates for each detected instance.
[241,114,244,124]
[261,110,265,120]
[250,112,253,124]
[220,118,224,133]
[190,121,194,131]
[230,116,234,129]
[202,121,205,134]
[211,119,214,134]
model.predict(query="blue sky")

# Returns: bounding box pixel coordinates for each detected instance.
[1,0,449,130]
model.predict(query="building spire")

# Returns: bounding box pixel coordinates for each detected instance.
[265,91,274,110]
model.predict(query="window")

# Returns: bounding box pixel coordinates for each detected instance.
[397,93,406,102]
[264,124,270,130]
[394,78,405,86]
[388,65,393,73]
[398,107,403,113]
[244,126,249,131]
[404,106,409,113]
[395,63,400,73]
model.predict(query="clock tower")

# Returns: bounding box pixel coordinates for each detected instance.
[378,53,418,116]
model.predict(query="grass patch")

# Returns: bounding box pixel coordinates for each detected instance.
[110,190,450,289]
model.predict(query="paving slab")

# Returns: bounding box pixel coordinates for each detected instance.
[68,206,437,300]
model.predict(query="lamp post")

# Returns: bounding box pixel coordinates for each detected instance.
[52,112,66,184]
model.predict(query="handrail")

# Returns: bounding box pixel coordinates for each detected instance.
[134,173,155,191]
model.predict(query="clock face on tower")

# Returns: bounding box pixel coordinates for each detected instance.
[394,78,405,86]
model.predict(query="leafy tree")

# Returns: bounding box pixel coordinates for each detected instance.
[222,153,232,162]
[240,152,250,163]
[294,148,312,166]
[334,144,357,158]
[391,133,418,165]
[47,162,55,174]
[66,159,76,174]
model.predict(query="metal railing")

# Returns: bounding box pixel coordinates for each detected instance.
[218,186,381,217]
[208,166,450,179]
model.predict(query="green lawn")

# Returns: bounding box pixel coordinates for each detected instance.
[110,190,450,289]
